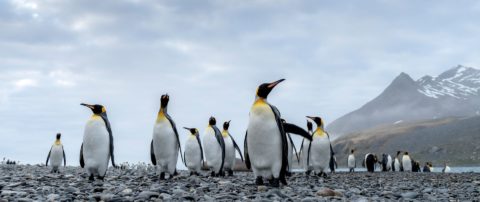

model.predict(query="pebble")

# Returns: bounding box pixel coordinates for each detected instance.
[401,192,419,199]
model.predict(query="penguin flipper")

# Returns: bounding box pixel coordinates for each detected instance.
[307,139,312,166]
[62,146,66,167]
[283,123,312,141]
[269,104,288,185]
[229,134,244,161]
[213,126,225,173]
[196,134,204,163]
[46,146,52,167]
[150,140,156,165]
[79,143,85,168]
[244,131,251,169]
[165,114,184,164]
[100,113,116,168]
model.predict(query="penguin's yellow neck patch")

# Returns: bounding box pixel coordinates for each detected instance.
[54,140,61,145]
[222,130,229,137]
[156,109,167,123]
[314,128,326,137]
[189,134,196,139]
[251,98,270,113]
[91,114,102,120]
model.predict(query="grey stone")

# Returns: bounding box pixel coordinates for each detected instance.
[137,191,160,199]
[401,192,419,199]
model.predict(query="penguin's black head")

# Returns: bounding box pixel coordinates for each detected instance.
[81,103,106,115]
[56,133,61,140]
[350,149,355,154]
[306,116,323,127]
[256,79,285,99]
[223,120,231,130]
[183,127,199,136]
[404,152,409,155]
[307,121,313,131]
[160,94,169,108]
[209,117,216,126]
[396,151,401,156]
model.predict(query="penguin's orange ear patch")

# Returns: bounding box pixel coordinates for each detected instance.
[101,106,106,113]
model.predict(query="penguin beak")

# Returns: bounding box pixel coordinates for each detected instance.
[267,79,285,89]
[183,127,192,130]
[306,116,315,120]
[81,103,94,109]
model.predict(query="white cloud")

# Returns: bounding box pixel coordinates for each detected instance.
[13,78,37,89]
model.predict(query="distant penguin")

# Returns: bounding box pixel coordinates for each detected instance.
[402,152,412,172]
[150,94,183,180]
[393,151,402,172]
[222,121,244,176]
[203,117,226,177]
[442,163,451,173]
[79,103,116,181]
[412,160,421,172]
[306,116,331,177]
[300,121,313,174]
[423,162,431,172]
[364,153,378,172]
[380,153,392,172]
[183,127,203,176]
[347,149,356,172]
[329,152,338,173]
[45,133,66,173]
[244,79,311,187]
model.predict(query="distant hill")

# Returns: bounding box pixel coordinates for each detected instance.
[332,116,480,166]
[327,65,480,136]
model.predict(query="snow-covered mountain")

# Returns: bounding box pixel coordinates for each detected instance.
[327,65,480,136]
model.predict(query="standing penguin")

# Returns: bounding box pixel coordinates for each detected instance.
[300,121,313,174]
[203,117,225,177]
[150,94,183,180]
[364,153,378,172]
[222,121,244,176]
[402,152,412,172]
[183,127,203,176]
[380,153,392,171]
[79,103,116,181]
[45,133,66,173]
[347,149,356,172]
[442,162,451,173]
[393,151,402,172]
[244,79,311,187]
[306,116,331,177]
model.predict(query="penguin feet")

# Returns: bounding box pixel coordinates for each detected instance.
[88,174,95,182]
[317,172,327,178]
[286,171,292,177]
[210,171,216,177]
[173,170,179,176]
[270,178,280,188]
[305,170,311,176]
[255,176,264,186]
[190,172,194,176]
[228,170,233,176]
[97,176,105,181]
[219,171,225,177]
[159,172,166,180]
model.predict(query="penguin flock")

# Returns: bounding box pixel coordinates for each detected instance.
[37,78,451,186]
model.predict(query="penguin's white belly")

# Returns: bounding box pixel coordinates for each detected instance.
[347,154,355,168]
[203,131,222,172]
[184,138,201,171]
[402,157,412,171]
[224,137,235,170]
[394,158,400,171]
[302,140,311,170]
[153,120,178,173]
[83,119,110,175]
[444,166,451,173]
[50,145,63,167]
[387,156,392,170]
[310,136,330,173]
[247,109,282,178]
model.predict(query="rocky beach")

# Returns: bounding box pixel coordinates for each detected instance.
[1,165,479,201]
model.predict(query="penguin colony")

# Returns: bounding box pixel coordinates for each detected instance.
[40,79,450,187]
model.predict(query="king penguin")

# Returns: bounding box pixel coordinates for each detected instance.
[203,117,226,177]
[347,149,356,172]
[79,103,116,181]
[183,127,203,176]
[150,94,184,180]
[402,152,412,172]
[244,79,311,187]
[45,133,66,173]
[300,121,313,174]
[393,151,402,172]
[306,116,331,177]
[222,121,244,176]
[442,162,450,173]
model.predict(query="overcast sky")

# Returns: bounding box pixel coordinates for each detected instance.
[1,0,479,166]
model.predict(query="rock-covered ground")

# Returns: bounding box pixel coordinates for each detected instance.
[1,165,479,201]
